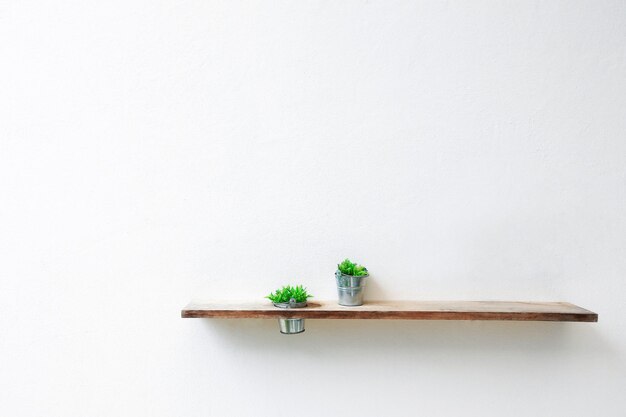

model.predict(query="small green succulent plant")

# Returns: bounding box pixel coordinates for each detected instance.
[337,258,368,276]
[266,285,313,304]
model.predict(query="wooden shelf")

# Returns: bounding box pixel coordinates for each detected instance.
[182,300,597,322]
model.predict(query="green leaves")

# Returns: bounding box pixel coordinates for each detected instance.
[266,285,313,303]
[265,260,369,304]
[337,258,368,277]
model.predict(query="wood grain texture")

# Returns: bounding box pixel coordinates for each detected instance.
[181,300,598,322]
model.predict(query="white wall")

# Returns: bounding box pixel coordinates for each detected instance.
[2,1,625,416]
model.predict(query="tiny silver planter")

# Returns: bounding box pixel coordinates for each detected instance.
[278,318,305,335]
[273,299,307,335]
[336,271,368,306]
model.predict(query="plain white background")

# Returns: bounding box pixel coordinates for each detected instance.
[1,1,625,416]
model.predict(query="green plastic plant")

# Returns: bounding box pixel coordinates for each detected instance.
[266,285,312,304]
[337,258,368,276]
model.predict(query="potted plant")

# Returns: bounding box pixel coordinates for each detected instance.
[335,258,369,306]
[266,285,313,334]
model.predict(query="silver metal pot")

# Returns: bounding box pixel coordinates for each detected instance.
[274,298,306,334]
[278,318,305,334]
[336,270,368,306]
[273,299,308,309]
